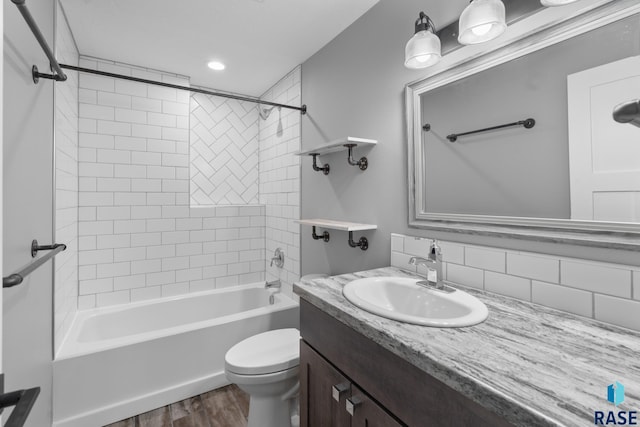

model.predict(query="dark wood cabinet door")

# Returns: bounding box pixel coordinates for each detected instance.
[300,341,352,427]
[348,384,404,427]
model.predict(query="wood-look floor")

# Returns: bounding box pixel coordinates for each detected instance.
[105,385,249,427]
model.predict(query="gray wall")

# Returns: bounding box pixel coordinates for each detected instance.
[3,1,55,425]
[300,0,640,277]
[422,16,639,219]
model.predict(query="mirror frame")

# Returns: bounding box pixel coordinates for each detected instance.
[406,0,640,251]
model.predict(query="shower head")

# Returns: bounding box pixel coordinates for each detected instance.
[613,99,640,128]
[258,105,276,120]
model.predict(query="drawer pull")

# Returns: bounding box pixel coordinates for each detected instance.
[331,383,349,402]
[345,396,363,416]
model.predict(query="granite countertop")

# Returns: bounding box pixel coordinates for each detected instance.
[293,267,640,427]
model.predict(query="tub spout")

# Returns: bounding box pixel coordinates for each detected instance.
[266,279,281,305]
[265,279,281,289]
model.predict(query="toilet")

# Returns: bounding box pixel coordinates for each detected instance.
[225,328,300,427]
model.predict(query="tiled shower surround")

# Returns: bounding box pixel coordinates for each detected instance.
[260,68,302,298]
[189,92,259,206]
[391,233,640,331]
[72,57,300,314]
[54,3,79,353]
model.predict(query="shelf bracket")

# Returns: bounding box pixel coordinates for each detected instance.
[311,226,330,242]
[310,154,330,175]
[348,231,368,251]
[344,144,368,171]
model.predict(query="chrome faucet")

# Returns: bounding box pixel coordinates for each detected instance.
[265,279,281,305]
[265,279,281,289]
[408,240,448,291]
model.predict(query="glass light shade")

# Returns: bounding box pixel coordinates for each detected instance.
[458,0,507,45]
[404,30,441,69]
[540,0,580,6]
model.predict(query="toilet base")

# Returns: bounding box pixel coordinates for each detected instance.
[226,368,299,427]
[247,395,296,427]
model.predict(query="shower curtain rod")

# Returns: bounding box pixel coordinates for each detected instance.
[12,0,306,114]
[59,64,307,114]
[12,0,67,82]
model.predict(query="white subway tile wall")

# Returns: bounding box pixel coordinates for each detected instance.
[54,3,79,353]
[77,56,266,308]
[261,67,301,298]
[189,93,259,205]
[391,233,640,331]
[594,294,640,331]
[532,281,593,318]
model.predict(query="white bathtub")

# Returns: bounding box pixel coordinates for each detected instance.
[52,283,299,427]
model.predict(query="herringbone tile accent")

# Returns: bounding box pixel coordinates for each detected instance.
[190,93,259,206]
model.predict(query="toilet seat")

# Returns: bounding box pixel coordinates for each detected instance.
[226,365,299,386]
[225,328,300,376]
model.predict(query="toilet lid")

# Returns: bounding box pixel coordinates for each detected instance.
[225,328,300,375]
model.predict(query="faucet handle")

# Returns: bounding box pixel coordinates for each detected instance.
[430,240,441,255]
[270,248,285,268]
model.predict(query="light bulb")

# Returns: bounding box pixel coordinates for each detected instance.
[404,28,441,69]
[471,23,493,36]
[458,0,506,45]
[541,0,580,6]
[207,61,225,71]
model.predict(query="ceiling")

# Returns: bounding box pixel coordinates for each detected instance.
[59,0,380,97]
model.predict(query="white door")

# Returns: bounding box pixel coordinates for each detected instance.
[567,55,640,222]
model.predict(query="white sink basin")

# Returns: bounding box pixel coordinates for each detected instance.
[342,277,488,327]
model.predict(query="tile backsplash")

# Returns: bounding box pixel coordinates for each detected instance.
[391,233,640,332]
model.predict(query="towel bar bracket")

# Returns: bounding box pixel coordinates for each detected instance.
[31,239,66,258]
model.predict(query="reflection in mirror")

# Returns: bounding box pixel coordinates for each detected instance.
[420,14,640,222]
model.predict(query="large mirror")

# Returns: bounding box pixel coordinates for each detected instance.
[406,1,640,250]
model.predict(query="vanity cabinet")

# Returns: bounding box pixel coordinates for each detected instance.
[300,340,402,427]
[299,300,512,427]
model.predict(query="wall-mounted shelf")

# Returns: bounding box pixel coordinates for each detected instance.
[295,137,377,174]
[296,219,377,251]
[295,137,377,156]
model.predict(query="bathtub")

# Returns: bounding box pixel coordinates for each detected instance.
[52,283,299,427]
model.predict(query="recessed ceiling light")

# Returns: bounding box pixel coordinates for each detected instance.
[207,61,225,71]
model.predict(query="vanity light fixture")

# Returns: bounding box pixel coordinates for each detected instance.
[404,12,441,69]
[207,60,225,71]
[540,0,580,6]
[458,0,507,45]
